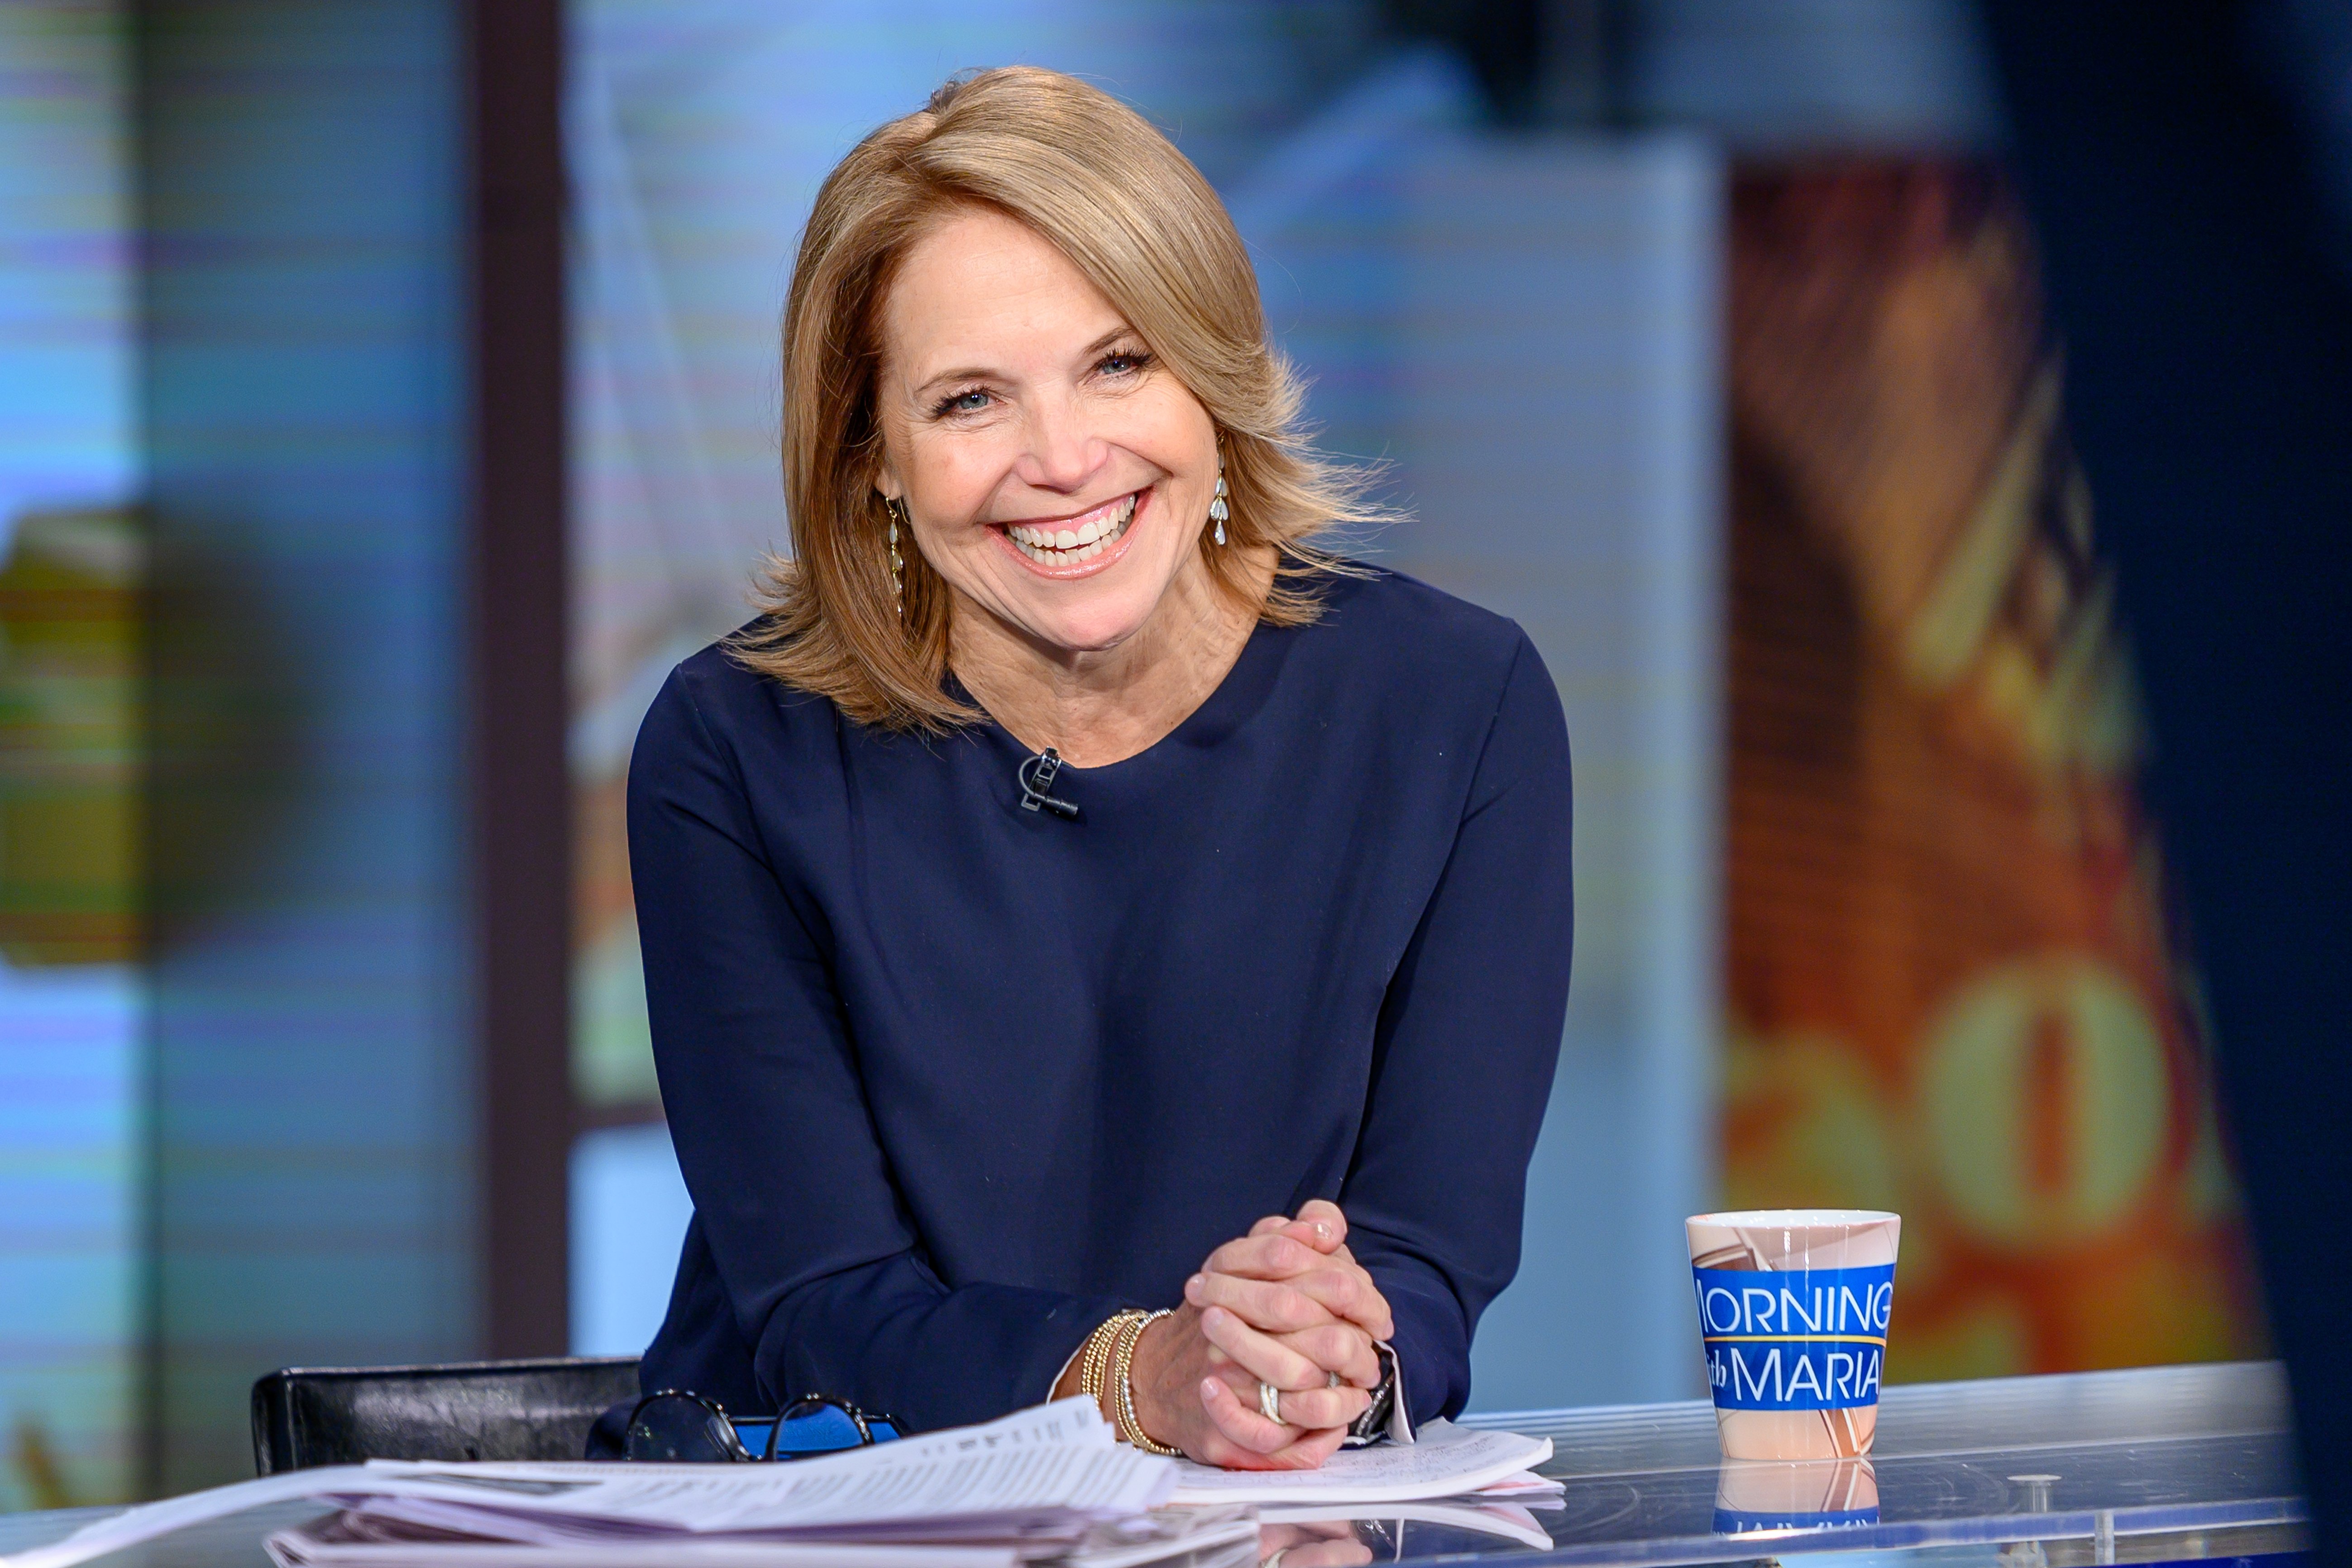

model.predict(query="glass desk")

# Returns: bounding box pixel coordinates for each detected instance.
[1444,1361,2304,1567]
[0,1362,2303,1567]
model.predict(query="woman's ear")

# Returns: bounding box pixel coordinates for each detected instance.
[871,456,904,509]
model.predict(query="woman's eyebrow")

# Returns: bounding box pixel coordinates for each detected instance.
[908,325,1143,400]
[1078,324,1140,357]
[909,362,997,398]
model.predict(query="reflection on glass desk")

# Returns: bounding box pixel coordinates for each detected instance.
[1413,1361,2304,1567]
[0,1362,2303,1568]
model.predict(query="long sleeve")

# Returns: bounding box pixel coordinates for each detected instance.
[627,570,1571,1441]
[1340,633,1574,1424]
[628,672,1122,1431]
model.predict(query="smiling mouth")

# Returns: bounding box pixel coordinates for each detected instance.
[1002,492,1139,567]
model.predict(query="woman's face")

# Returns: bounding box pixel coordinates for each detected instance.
[872,206,1220,656]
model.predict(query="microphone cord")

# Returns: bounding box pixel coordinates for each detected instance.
[1017,746,1080,819]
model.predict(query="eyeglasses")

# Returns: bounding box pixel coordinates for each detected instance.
[623,1390,903,1463]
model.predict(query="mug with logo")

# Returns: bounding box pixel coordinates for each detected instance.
[1687,1209,1901,1460]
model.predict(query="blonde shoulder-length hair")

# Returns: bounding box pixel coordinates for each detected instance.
[731,65,1375,732]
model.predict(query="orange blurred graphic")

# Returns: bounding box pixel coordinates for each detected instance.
[1722,163,2266,1382]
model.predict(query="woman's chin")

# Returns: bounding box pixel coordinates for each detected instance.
[980,575,1163,658]
[1021,602,1152,656]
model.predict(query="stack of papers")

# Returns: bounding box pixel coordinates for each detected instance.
[1167,1421,1553,1505]
[0,1401,1555,1568]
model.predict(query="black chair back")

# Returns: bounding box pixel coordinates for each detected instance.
[251,1356,642,1473]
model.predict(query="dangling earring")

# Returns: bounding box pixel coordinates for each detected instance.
[1208,464,1229,546]
[885,496,908,617]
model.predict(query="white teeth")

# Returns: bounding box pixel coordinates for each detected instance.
[1004,494,1135,565]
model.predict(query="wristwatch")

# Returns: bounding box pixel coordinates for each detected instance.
[1342,1343,1400,1447]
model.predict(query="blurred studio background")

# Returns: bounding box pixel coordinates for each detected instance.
[0,0,2271,1512]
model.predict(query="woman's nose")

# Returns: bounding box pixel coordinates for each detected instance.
[1017,397,1106,493]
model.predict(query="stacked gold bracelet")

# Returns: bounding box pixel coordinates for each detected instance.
[1112,1309,1181,1456]
[1076,1308,1182,1456]
[1076,1310,1136,1412]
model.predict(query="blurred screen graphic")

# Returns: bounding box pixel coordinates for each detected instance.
[0,0,141,1513]
[1721,164,2264,1377]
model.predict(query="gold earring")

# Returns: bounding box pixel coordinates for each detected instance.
[885,496,908,616]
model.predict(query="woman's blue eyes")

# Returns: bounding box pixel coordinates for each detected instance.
[929,352,1149,418]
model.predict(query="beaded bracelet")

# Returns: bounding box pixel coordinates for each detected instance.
[1077,1310,1141,1412]
[1111,1308,1182,1456]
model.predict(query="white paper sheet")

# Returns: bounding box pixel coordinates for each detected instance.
[257,1501,1259,1568]
[0,1404,1549,1568]
[1164,1422,1551,1506]
[354,1445,1173,1536]
[265,1523,1022,1568]
[1,1403,1168,1568]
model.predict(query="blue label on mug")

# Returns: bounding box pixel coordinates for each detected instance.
[1693,1263,1894,1411]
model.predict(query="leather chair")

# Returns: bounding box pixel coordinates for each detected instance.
[251,1357,642,1474]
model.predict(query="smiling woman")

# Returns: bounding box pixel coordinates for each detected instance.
[732,66,1366,739]
[864,206,1249,763]
[622,67,1576,1471]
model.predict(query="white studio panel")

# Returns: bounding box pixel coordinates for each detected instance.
[1391,135,1724,1410]
[1239,73,1724,1408]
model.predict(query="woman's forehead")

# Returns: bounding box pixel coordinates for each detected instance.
[883,208,1128,382]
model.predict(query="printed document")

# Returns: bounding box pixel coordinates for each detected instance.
[1165,1421,1551,1506]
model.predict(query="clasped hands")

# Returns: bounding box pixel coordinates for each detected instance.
[1061,1199,1394,1468]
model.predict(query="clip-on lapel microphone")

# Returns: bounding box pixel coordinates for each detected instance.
[1017,746,1080,819]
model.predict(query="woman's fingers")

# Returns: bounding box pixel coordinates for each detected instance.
[1205,1232,1337,1283]
[1200,1305,1378,1392]
[1196,1378,1352,1470]
[1293,1200,1349,1251]
[1310,1272,1393,1343]
[1196,1373,1291,1455]
[1204,1297,1336,1382]
[1209,1349,1371,1426]
[1186,1272,1336,1333]
[1205,1303,1382,1388]
[1278,1268,1391,1343]
[1232,1203,1348,1274]
[1261,1382,1373,1429]
[1198,1243,1395,1343]
[1198,1305,1331,1387]
[1281,1322,1383,1389]
[1127,1303,1365,1472]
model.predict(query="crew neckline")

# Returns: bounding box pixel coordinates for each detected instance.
[955,613,1277,778]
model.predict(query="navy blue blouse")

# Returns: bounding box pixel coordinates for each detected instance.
[630,568,1573,1434]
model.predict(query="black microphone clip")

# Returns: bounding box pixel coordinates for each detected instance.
[1017,746,1080,819]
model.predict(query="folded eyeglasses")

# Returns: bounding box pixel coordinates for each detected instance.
[624,1390,903,1463]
